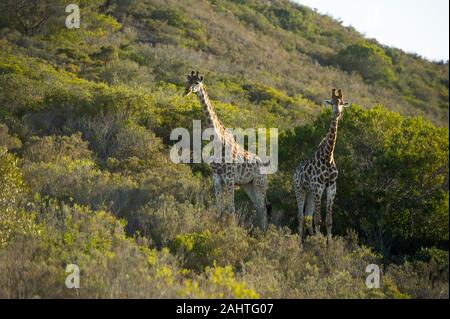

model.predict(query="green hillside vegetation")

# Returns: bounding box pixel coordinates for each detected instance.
[0,0,448,298]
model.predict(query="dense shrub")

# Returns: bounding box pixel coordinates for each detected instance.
[0,0,447,299]
[278,105,449,257]
[0,124,22,150]
[97,59,154,86]
[334,42,396,83]
[22,133,92,163]
[386,257,449,299]
[0,148,38,247]
[21,134,138,214]
[0,202,184,298]
[129,195,208,247]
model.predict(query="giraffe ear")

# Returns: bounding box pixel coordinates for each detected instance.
[324,100,333,106]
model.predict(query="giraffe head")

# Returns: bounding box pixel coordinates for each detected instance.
[325,89,349,116]
[184,71,204,97]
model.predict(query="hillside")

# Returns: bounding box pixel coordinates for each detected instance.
[1,0,448,127]
[0,0,448,298]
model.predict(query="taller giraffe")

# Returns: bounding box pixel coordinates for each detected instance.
[184,71,270,230]
[293,89,349,242]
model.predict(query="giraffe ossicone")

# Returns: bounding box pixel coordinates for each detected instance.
[293,88,349,243]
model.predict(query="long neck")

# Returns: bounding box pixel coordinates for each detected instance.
[196,85,227,137]
[317,114,340,163]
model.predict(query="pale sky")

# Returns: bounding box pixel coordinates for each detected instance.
[294,0,449,61]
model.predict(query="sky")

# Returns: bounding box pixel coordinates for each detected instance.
[294,0,449,61]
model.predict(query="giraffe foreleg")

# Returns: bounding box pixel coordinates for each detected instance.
[241,184,257,204]
[254,190,268,231]
[251,176,268,231]
[294,173,306,241]
[313,186,325,235]
[304,192,315,235]
[213,173,224,216]
[222,179,236,216]
[241,182,266,231]
[326,183,337,242]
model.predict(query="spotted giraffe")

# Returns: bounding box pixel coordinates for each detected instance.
[293,89,349,242]
[184,71,271,230]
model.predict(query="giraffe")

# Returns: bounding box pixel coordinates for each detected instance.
[293,89,349,242]
[184,71,271,230]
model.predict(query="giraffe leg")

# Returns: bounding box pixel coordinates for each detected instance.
[241,183,256,228]
[241,183,257,211]
[222,179,235,215]
[212,173,223,216]
[313,186,325,235]
[304,192,315,235]
[252,176,268,231]
[326,183,337,242]
[241,182,266,231]
[254,191,268,231]
[294,182,306,241]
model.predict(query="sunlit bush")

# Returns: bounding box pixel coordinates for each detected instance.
[0,148,37,247]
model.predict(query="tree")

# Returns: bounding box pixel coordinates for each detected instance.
[334,42,396,83]
[0,0,61,36]
[278,105,449,257]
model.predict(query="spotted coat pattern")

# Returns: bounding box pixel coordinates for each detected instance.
[185,71,269,230]
[293,89,347,242]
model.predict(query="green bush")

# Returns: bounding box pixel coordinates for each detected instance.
[22,133,92,163]
[386,258,449,299]
[180,265,259,298]
[278,105,448,256]
[129,195,207,247]
[0,202,184,298]
[334,42,396,83]
[0,123,21,150]
[97,59,154,86]
[21,134,138,215]
[0,148,37,246]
